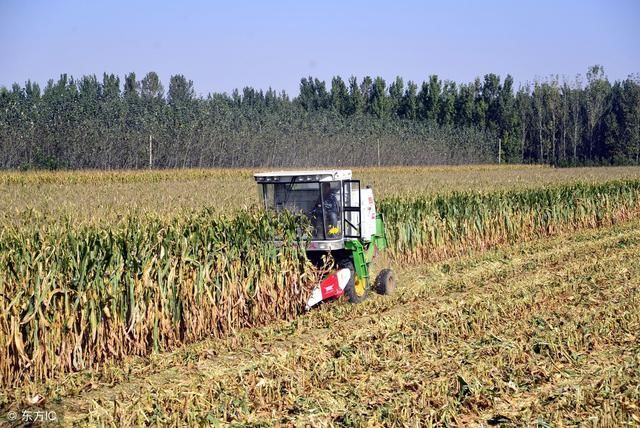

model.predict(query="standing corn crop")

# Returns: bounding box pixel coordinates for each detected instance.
[0,209,316,387]
[2,179,640,388]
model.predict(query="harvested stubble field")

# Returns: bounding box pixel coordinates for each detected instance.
[1,165,640,426]
[8,221,640,426]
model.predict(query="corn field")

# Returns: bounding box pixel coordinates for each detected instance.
[3,165,640,228]
[2,176,640,393]
[0,209,316,388]
[380,180,640,263]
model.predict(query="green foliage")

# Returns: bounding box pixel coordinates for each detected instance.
[0,66,639,168]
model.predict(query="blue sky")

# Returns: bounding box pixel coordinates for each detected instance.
[1,0,638,96]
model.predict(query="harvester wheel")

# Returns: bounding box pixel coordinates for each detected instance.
[340,259,368,304]
[374,268,395,295]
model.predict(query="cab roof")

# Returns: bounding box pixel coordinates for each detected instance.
[254,170,352,182]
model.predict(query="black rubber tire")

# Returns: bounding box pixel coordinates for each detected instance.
[374,268,395,295]
[339,258,368,304]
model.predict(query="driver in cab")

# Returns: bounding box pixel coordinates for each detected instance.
[312,182,341,238]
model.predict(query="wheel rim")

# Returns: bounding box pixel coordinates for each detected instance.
[354,276,366,297]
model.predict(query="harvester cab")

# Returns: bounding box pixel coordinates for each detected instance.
[254,169,395,308]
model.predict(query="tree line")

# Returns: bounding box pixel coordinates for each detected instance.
[0,65,638,170]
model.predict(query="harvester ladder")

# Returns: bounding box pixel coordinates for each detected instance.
[345,240,369,283]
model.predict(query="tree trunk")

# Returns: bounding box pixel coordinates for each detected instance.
[551,115,556,166]
[538,115,543,163]
[573,97,579,162]
[562,118,567,162]
[520,122,526,162]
